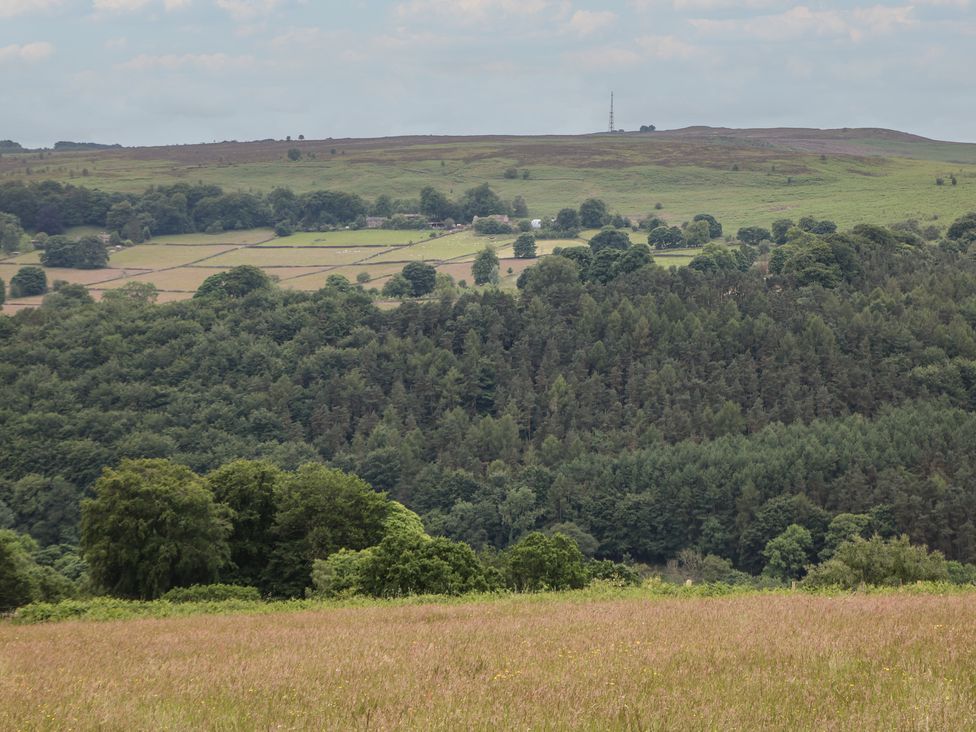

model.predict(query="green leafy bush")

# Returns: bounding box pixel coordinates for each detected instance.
[160,584,261,603]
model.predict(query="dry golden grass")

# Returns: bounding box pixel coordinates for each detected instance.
[0,264,134,287]
[437,257,536,284]
[108,245,238,269]
[1,593,973,731]
[280,263,405,290]
[212,247,392,267]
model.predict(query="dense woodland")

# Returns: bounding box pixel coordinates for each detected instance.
[2,205,976,605]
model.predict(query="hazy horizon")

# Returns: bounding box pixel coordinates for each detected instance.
[2,0,974,148]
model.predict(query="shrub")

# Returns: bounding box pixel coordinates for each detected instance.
[504,532,587,592]
[586,559,641,586]
[358,532,489,597]
[474,218,514,235]
[161,584,261,603]
[803,535,951,589]
[311,549,371,598]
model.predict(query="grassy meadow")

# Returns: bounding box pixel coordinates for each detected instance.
[3,132,974,234]
[3,129,974,311]
[1,589,974,730]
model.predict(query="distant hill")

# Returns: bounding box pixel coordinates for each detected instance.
[0,126,972,233]
[53,141,123,151]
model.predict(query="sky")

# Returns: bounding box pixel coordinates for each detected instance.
[1,0,974,147]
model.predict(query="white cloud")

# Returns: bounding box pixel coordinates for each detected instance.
[92,0,190,10]
[565,34,700,69]
[215,0,282,20]
[689,5,916,42]
[565,46,642,69]
[269,27,323,48]
[93,0,150,10]
[394,0,552,24]
[0,0,61,17]
[568,9,617,36]
[0,42,55,64]
[117,52,254,71]
[630,0,785,10]
[852,5,916,36]
[636,34,700,59]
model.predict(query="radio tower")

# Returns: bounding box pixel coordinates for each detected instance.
[608,92,615,133]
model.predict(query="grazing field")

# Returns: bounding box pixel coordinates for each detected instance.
[2,129,973,233]
[1,592,974,730]
[150,229,276,246]
[371,231,514,263]
[280,263,405,289]
[270,229,432,247]
[437,257,536,287]
[108,244,237,268]
[0,264,133,286]
[212,246,392,267]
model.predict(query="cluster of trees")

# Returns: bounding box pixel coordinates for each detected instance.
[382,262,440,299]
[417,185,525,225]
[647,213,722,250]
[4,213,976,604]
[2,457,621,607]
[546,228,654,284]
[0,181,532,244]
[39,235,109,269]
[536,199,630,239]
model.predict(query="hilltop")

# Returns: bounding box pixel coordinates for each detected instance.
[1,127,972,234]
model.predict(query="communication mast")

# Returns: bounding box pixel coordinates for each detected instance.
[608,92,615,133]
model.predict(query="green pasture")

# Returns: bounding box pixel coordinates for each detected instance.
[213,247,389,267]
[150,229,275,246]
[5,134,972,236]
[270,229,430,247]
[371,230,512,263]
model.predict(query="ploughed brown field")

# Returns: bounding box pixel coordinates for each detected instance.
[1,593,974,730]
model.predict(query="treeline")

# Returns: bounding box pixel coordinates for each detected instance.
[2,214,976,588]
[2,458,624,608]
[0,180,523,243]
